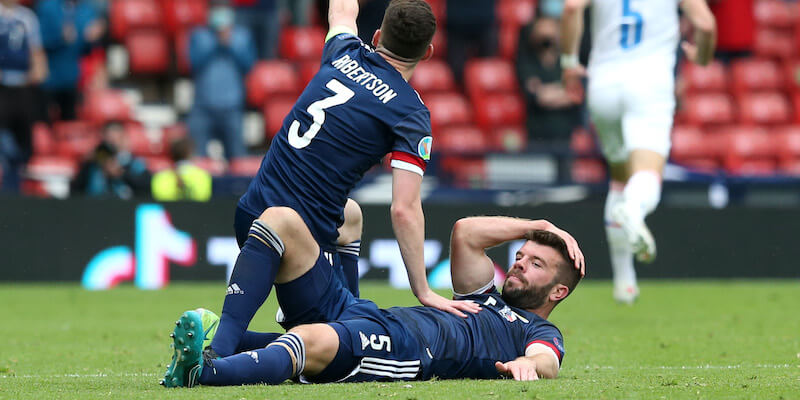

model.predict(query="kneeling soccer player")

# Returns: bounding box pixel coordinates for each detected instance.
[162,215,584,386]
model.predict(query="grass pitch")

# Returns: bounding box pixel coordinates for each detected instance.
[2,281,799,399]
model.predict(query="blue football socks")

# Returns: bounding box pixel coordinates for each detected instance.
[337,240,361,297]
[200,333,305,386]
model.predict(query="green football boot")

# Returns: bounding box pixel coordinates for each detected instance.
[161,309,217,388]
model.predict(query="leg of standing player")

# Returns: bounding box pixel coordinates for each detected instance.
[210,207,321,357]
[336,198,363,297]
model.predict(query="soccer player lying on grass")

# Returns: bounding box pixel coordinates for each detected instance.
[162,214,584,387]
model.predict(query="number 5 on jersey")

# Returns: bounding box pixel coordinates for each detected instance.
[288,79,355,149]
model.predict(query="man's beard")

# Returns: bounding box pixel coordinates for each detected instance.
[501,273,555,310]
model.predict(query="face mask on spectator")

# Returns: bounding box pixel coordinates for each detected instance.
[209,7,235,30]
[539,0,564,18]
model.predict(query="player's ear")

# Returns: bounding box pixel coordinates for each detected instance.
[549,284,569,303]
[421,43,434,61]
[372,29,381,48]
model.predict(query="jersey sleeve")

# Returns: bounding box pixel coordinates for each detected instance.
[321,28,361,65]
[524,323,565,368]
[389,109,433,177]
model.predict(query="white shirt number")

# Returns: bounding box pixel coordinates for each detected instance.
[288,79,355,149]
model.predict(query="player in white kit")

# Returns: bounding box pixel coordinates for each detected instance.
[560,0,716,303]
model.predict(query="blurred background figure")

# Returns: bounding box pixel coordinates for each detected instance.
[0,0,47,192]
[283,0,314,26]
[151,137,212,202]
[445,0,497,81]
[708,0,754,62]
[516,15,582,146]
[36,0,104,121]
[71,122,150,198]
[232,0,279,59]
[187,0,255,161]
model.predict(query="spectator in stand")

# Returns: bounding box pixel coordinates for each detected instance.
[232,0,279,59]
[36,0,104,121]
[356,0,389,44]
[516,15,581,145]
[284,0,314,26]
[445,0,497,81]
[0,0,48,192]
[151,137,212,202]
[708,0,754,62]
[187,0,255,161]
[71,122,151,198]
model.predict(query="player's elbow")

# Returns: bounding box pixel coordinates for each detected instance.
[694,14,717,36]
[562,0,587,15]
[451,218,478,246]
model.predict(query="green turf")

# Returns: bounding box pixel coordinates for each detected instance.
[1,281,799,399]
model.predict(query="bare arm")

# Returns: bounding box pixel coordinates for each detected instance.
[391,169,481,317]
[328,0,359,37]
[28,48,48,84]
[495,351,560,380]
[560,0,589,100]
[680,0,717,66]
[450,217,586,296]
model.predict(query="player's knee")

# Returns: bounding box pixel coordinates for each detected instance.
[338,199,363,245]
[257,207,304,237]
[288,324,340,375]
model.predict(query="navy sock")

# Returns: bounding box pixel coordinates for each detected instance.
[210,221,285,357]
[200,333,305,386]
[236,331,283,353]
[337,240,361,297]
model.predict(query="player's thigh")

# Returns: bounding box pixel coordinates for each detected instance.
[255,207,320,283]
[588,83,627,164]
[622,77,675,161]
[336,198,363,246]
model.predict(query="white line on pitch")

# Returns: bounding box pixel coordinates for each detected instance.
[580,364,798,371]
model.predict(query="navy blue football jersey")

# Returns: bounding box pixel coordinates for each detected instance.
[238,32,432,250]
[386,287,565,380]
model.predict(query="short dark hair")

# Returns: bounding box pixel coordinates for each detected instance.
[379,0,437,61]
[169,137,194,162]
[523,230,582,302]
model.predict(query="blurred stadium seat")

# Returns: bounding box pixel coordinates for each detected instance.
[280,27,326,61]
[497,0,536,30]
[262,96,295,139]
[718,126,776,175]
[498,23,520,60]
[427,0,446,24]
[670,125,719,170]
[424,92,472,131]
[125,31,170,74]
[246,61,300,107]
[162,0,208,36]
[26,156,79,178]
[193,157,227,176]
[174,30,191,75]
[571,158,607,184]
[754,0,796,29]
[110,0,162,41]
[440,156,487,187]
[775,125,800,173]
[32,123,55,157]
[682,61,728,93]
[297,61,321,88]
[463,58,518,99]
[730,59,784,94]
[430,30,447,60]
[229,156,264,176]
[125,123,166,157]
[81,90,133,125]
[410,60,457,94]
[436,125,487,155]
[472,93,525,130]
[570,128,599,157]
[737,92,792,125]
[754,28,795,59]
[681,93,735,126]
[144,156,173,172]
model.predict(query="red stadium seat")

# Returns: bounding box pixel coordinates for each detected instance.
[730,59,784,94]
[32,123,55,156]
[463,58,518,99]
[681,93,735,126]
[489,125,527,153]
[144,156,173,172]
[162,123,188,142]
[430,30,447,60]
[81,90,133,125]
[427,0,446,24]
[497,0,536,30]
[718,126,776,175]
[670,125,719,170]
[681,61,728,93]
[440,156,487,188]
[754,0,797,29]
[110,0,162,41]
[125,30,170,74]
[754,28,795,59]
[246,61,300,107]
[53,121,97,140]
[783,58,800,92]
[297,60,321,88]
[229,156,264,176]
[280,27,326,62]
[436,125,487,155]
[410,60,456,94]
[262,96,295,139]
[26,156,79,178]
[570,128,598,157]
[174,30,191,75]
[571,158,607,184]
[779,157,800,175]
[737,92,792,125]
[193,157,227,176]
[775,125,800,163]
[125,123,166,157]
[472,93,525,130]
[56,134,101,161]
[499,23,520,60]
[424,93,473,131]
[162,0,207,36]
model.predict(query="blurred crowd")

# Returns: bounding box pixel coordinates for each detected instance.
[0,0,786,199]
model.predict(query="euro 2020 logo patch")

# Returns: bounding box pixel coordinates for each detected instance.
[418,136,433,161]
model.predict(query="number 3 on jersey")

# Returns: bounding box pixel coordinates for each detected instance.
[288,79,355,149]
[620,0,643,49]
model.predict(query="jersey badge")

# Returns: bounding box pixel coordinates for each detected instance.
[418,136,433,161]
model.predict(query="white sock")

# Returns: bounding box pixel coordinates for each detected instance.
[605,184,637,289]
[623,170,662,218]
